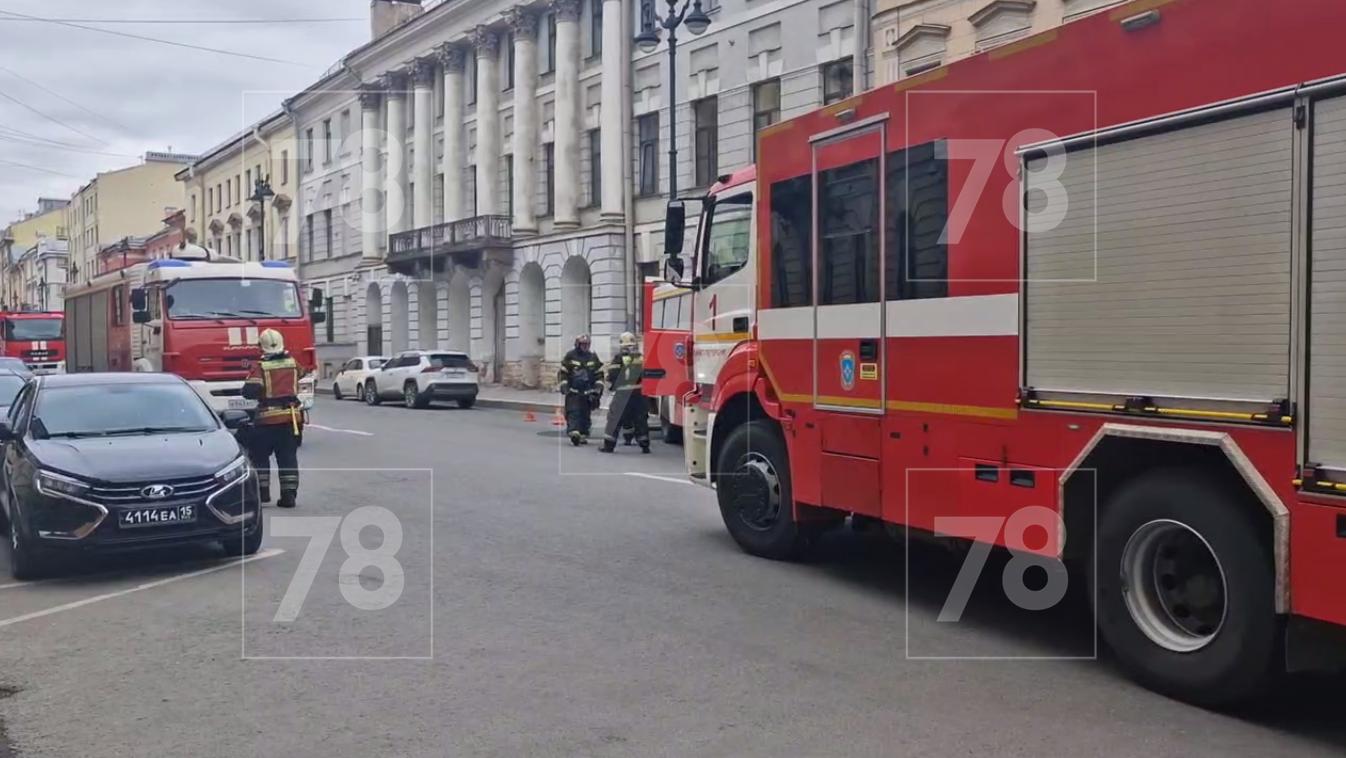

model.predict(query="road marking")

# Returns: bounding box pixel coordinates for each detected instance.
[624,472,696,486]
[307,424,374,436]
[0,548,285,628]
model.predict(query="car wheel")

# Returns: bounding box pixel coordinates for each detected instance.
[221,516,264,557]
[714,420,806,560]
[457,397,475,409]
[404,382,429,409]
[364,381,381,405]
[9,508,50,581]
[1091,469,1278,707]
[332,382,343,401]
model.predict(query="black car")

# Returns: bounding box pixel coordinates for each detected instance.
[0,369,28,417]
[0,358,32,380]
[0,373,263,580]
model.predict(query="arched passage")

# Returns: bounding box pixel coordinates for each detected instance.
[481,267,506,382]
[365,282,384,356]
[417,280,438,349]
[390,280,410,354]
[517,262,546,387]
[560,255,592,347]
[447,269,470,352]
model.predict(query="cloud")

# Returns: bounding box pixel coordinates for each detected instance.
[0,0,371,225]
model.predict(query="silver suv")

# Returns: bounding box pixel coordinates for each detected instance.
[364,350,479,409]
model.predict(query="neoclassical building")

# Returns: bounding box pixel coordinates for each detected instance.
[293,0,869,387]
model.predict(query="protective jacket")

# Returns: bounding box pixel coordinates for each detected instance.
[242,352,304,431]
[557,348,604,393]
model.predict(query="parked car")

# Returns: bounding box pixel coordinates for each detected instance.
[0,357,33,379]
[332,355,389,401]
[364,350,479,409]
[0,370,28,417]
[0,373,262,580]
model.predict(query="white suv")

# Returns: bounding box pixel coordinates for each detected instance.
[364,350,479,409]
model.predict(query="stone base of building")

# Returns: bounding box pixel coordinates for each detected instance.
[502,359,563,390]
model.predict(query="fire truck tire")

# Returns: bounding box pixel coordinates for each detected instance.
[715,420,805,560]
[1092,469,1277,707]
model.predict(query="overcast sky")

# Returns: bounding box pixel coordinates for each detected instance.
[0,0,376,225]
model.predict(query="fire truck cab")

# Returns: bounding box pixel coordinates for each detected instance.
[0,311,66,374]
[662,0,1346,706]
[64,244,322,414]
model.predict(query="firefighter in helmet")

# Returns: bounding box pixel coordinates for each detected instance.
[557,333,604,445]
[599,331,650,454]
[241,328,305,508]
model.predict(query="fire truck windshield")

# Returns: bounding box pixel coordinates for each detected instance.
[164,278,303,320]
[3,317,63,341]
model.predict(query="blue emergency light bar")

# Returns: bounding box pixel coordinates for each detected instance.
[260,260,291,268]
[148,260,191,269]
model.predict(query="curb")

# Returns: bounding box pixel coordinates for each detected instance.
[475,396,608,417]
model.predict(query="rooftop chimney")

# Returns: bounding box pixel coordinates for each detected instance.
[371,0,424,40]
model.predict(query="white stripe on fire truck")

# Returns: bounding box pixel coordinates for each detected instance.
[756,293,1019,340]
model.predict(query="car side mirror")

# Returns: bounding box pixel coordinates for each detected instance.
[219,409,250,430]
[664,201,686,256]
[133,311,152,324]
[129,287,147,311]
[0,420,15,442]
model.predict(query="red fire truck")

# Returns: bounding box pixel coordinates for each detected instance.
[660,0,1346,704]
[64,244,323,415]
[643,280,693,444]
[0,311,66,373]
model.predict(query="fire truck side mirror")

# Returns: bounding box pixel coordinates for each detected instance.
[132,311,152,325]
[664,201,686,257]
[129,287,147,312]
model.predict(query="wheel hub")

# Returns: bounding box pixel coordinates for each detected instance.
[728,453,782,531]
[1120,519,1228,653]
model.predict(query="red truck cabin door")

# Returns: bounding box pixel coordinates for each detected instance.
[810,115,888,518]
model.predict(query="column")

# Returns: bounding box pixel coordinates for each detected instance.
[552,0,582,228]
[439,44,467,222]
[508,8,539,234]
[599,0,624,220]
[411,58,436,229]
[383,70,410,235]
[474,26,502,217]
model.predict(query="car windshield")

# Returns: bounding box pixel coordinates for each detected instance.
[429,354,472,369]
[165,278,302,320]
[0,375,25,406]
[3,318,63,341]
[31,382,218,438]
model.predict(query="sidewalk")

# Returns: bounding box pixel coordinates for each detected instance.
[475,385,611,415]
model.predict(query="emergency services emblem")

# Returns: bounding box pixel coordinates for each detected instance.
[839,350,857,391]
[673,341,686,361]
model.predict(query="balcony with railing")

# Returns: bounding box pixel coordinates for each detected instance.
[387,215,512,274]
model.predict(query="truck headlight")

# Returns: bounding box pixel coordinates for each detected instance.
[214,456,249,486]
[35,470,92,500]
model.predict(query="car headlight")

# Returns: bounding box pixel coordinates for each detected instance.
[35,470,92,499]
[215,456,249,486]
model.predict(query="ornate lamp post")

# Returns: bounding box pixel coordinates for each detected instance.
[248,176,276,261]
[634,0,711,200]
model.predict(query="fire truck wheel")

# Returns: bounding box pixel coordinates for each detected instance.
[715,420,804,560]
[1092,469,1278,707]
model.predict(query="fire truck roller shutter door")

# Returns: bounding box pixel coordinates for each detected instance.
[1023,105,1295,408]
[1308,95,1346,475]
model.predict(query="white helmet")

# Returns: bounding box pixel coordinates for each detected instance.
[619,331,637,348]
[258,328,285,355]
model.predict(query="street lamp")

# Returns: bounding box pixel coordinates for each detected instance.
[248,176,276,261]
[635,0,711,200]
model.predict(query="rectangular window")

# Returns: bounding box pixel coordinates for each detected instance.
[340,110,352,155]
[770,175,812,307]
[590,0,603,57]
[236,175,242,205]
[546,14,558,73]
[885,141,949,300]
[325,297,335,343]
[822,59,854,105]
[505,156,514,217]
[751,78,780,161]
[587,128,601,207]
[544,143,556,216]
[637,113,659,196]
[702,192,752,285]
[112,285,125,325]
[639,0,655,34]
[467,165,477,216]
[819,158,880,305]
[305,128,314,170]
[323,209,333,259]
[245,169,252,200]
[505,33,515,90]
[280,216,290,259]
[305,214,314,262]
[467,55,477,106]
[281,150,290,184]
[693,97,718,188]
[206,188,213,216]
[323,119,333,163]
[225,179,232,208]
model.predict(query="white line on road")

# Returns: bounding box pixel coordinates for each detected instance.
[307,424,374,436]
[0,548,285,628]
[624,472,697,486]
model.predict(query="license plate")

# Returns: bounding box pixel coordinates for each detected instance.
[227,398,254,410]
[119,505,196,528]
[446,369,465,377]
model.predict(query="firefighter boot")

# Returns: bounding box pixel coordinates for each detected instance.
[569,430,583,446]
[599,443,615,453]
[641,444,651,454]
[277,490,297,509]
[258,485,271,503]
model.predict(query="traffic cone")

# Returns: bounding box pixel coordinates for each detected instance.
[551,407,566,426]
[523,409,537,423]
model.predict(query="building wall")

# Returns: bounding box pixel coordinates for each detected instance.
[4,205,66,253]
[65,158,191,286]
[869,0,1125,84]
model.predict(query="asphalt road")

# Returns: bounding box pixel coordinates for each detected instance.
[1,397,1343,757]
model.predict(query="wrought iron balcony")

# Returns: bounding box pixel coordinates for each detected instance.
[387,215,512,273]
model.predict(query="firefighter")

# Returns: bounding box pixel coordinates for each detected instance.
[599,332,650,454]
[241,328,304,508]
[557,333,604,445]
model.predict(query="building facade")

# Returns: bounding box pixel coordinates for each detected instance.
[870,0,1125,83]
[177,114,299,264]
[1,199,69,310]
[63,152,196,286]
[292,0,869,387]
[17,237,69,312]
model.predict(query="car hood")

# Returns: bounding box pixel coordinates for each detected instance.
[29,430,240,483]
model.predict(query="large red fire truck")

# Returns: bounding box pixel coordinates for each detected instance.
[660,0,1346,705]
[0,311,66,373]
[64,244,322,415]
